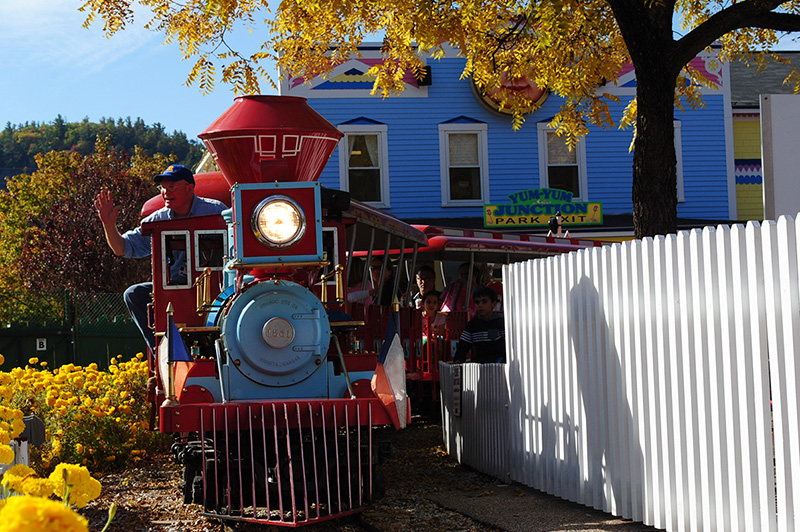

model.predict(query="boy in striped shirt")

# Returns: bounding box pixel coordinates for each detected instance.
[453,286,505,364]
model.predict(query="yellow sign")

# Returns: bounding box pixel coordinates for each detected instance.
[484,188,603,228]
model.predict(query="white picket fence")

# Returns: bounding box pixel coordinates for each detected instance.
[440,363,510,481]
[440,217,800,531]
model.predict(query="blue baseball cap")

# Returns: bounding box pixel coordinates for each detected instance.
[154,164,195,185]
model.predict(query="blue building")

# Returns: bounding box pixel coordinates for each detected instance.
[281,45,734,232]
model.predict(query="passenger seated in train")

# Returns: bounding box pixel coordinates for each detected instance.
[439,262,478,316]
[420,290,443,344]
[452,287,506,364]
[347,261,379,306]
[369,256,406,306]
[412,265,437,309]
[486,263,504,312]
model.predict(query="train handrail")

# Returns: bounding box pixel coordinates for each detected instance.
[194,267,215,314]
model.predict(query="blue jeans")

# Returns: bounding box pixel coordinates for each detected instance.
[124,282,155,353]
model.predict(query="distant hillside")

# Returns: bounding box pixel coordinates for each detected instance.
[0,116,205,186]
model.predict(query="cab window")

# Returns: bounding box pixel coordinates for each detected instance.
[195,230,227,270]
[162,231,192,288]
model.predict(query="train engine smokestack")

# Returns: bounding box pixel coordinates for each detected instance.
[199,95,343,185]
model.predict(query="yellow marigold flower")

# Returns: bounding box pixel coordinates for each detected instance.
[21,477,58,498]
[49,464,102,508]
[0,446,14,465]
[0,495,88,532]
[75,443,84,455]
[27,358,38,366]
[39,361,47,367]
[5,464,34,476]
[9,419,23,438]
[0,354,4,365]
[2,464,35,492]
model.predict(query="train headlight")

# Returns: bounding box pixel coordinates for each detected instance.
[251,196,306,248]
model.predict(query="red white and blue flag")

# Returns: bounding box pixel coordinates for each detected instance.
[157,320,191,393]
[371,312,408,429]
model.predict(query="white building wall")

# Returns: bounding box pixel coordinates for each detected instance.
[760,94,800,220]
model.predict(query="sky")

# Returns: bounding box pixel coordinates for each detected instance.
[0,1,280,141]
[2,2,798,143]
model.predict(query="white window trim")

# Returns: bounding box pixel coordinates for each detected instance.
[537,123,588,201]
[161,230,192,290]
[438,122,490,207]
[675,120,685,203]
[337,124,390,208]
[194,230,228,271]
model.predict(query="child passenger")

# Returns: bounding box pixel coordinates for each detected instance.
[421,291,441,344]
[452,287,505,364]
[421,291,441,318]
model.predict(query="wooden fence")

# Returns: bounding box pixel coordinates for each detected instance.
[441,217,800,531]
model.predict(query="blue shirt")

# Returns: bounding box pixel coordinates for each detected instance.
[122,195,227,259]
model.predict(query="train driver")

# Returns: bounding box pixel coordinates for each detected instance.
[94,164,227,353]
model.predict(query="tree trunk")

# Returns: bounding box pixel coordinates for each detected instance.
[631,67,679,239]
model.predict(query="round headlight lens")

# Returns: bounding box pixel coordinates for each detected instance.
[252,196,306,248]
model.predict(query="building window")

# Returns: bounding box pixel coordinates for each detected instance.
[439,122,489,206]
[338,123,390,207]
[537,123,587,200]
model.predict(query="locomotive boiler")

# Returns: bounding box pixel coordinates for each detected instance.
[142,96,425,527]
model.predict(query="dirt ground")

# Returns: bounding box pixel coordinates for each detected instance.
[81,419,656,532]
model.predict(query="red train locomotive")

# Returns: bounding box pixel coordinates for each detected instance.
[143,96,424,527]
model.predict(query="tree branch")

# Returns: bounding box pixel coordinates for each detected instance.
[675,0,798,65]
[746,11,800,31]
